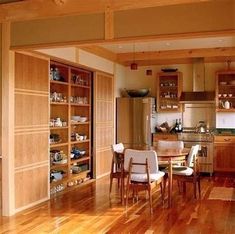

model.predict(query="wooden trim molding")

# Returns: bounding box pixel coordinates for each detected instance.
[0,0,212,22]
[2,21,15,216]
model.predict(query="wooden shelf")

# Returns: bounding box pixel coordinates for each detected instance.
[216,108,235,112]
[70,103,90,107]
[71,83,90,89]
[50,126,68,130]
[71,121,90,125]
[70,170,91,180]
[156,71,182,113]
[70,139,90,145]
[51,163,68,170]
[70,156,90,164]
[50,80,69,86]
[50,142,68,148]
[50,102,69,105]
[50,59,92,197]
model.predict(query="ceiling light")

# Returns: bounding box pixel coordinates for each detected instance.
[130,44,138,70]
[146,69,152,76]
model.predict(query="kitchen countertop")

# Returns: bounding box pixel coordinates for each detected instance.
[213,128,235,136]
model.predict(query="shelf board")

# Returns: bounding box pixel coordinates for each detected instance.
[71,83,90,89]
[70,156,90,164]
[50,80,69,85]
[158,108,180,112]
[50,102,69,105]
[50,163,68,170]
[70,139,90,145]
[50,126,69,130]
[70,103,90,107]
[50,177,68,186]
[50,142,68,148]
[159,86,178,89]
[218,97,235,99]
[159,97,178,101]
[70,121,90,125]
[216,108,235,112]
[70,170,90,180]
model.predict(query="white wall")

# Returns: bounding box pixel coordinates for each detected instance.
[37,47,76,62]
[78,49,114,74]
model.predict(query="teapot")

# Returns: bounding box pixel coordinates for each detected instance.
[222,100,232,109]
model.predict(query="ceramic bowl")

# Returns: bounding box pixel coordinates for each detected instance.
[79,117,87,122]
[71,116,80,122]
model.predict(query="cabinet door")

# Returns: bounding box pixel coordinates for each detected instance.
[214,143,235,172]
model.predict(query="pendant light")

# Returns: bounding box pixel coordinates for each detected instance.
[130,43,138,70]
[146,44,152,76]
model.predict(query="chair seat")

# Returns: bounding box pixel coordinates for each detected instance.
[172,166,194,176]
[131,171,165,183]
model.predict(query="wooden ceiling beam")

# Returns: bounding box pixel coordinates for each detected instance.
[0,0,213,22]
[117,47,235,65]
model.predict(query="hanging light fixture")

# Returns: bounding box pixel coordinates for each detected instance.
[130,43,138,70]
[146,44,153,76]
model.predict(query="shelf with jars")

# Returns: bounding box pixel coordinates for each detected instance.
[156,71,182,112]
[216,70,235,112]
[49,60,92,196]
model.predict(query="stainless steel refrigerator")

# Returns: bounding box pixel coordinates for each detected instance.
[116,97,156,147]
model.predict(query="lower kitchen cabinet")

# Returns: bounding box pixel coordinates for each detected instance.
[214,136,235,172]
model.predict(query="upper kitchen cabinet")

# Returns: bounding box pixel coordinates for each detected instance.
[216,70,235,112]
[156,71,182,112]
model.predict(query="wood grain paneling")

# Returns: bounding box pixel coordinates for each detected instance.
[15,94,48,127]
[94,72,114,178]
[15,166,48,209]
[14,52,49,213]
[15,131,49,168]
[95,150,113,178]
[15,53,49,92]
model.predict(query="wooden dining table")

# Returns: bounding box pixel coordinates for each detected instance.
[118,146,190,208]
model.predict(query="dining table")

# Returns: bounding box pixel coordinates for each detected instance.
[118,145,190,208]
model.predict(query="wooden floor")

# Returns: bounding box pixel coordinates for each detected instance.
[0,174,235,233]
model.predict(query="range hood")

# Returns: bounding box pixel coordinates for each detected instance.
[179,58,215,103]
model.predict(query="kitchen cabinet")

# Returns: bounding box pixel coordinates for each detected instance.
[216,70,235,112]
[214,135,235,172]
[50,60,92,196]
[153,133,178,146]
[156,72,182,112]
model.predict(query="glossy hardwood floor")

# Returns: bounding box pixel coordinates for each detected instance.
[0,173,235,233]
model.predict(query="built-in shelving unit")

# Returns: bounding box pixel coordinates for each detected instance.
[49,60,92,196]
[156,72,182,112]
[216,70,235,112]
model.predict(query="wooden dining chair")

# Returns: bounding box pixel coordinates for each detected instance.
[172,144,201,199]
[109,143,125,195]
[124,149,165,214]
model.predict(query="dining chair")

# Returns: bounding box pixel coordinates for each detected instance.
[171,144,201,199]
[110,143,125,196]
[124,149,165,214]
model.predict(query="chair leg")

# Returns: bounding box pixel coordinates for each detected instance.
[177,180,181,194]
[160,182,164,206]
[193,181,197,199]
[198,178,201,199]
[148,187,153,214]
[126,183,130,210]
[109,175,113,196]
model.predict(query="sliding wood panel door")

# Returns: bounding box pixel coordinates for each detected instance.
[94,72,114,178]
[14,53,49,212]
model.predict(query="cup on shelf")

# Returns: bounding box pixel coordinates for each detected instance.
[228,94,233,97]
[223,94,227,97]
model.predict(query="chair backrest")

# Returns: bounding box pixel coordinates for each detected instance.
[157,140,184,150]
[124,149,159,174]
[112,143,124,153]
[187,144,200,167]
